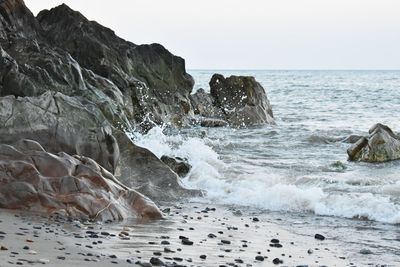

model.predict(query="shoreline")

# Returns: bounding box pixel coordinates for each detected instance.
[0,203,380,267]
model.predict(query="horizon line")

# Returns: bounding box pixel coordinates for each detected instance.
[187,68,400,71]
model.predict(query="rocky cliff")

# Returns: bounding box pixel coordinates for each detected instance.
[0,0,274,219]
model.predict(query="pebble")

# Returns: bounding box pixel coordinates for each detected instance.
[314,234,325,241]
[181,238,193,245]
[150,257,164,265]
[359,248,373,255]
[255,255,264,261]
[273,258,283,264]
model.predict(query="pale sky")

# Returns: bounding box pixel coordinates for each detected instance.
[25,0,400,70]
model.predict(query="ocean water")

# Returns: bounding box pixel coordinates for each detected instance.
[132,70,400,263]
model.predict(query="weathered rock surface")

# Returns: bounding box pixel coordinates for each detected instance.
[347,123,400,162]
[114,132,201,201]
[210,74,274,127]
[37,4,194,127]
[189,75,275,127]
[161,156,191,177]
[0,92,200,201]
[0,92,120,174]
[0,139,162,221]
[190,88,224,119]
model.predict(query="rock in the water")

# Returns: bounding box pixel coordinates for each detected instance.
[160,156,191,177]
[114,132,202,201]
[0,140,162,221]
[199,118,228,128]
[347,123,400,162]
[209,74,275,127]
[342,135,363,144]
[190,88,225,118]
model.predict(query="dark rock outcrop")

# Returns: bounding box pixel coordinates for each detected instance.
[114,132,201,201]
[210,74,274,127]
[347,123,400,162]
[190,88,224,119]
[0,139,162,221]
[37,4,194,126]
[161,156,191,177]
[189,75,275,127]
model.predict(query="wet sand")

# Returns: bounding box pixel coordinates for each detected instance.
[0,203,374,266]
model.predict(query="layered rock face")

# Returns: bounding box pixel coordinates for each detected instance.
[0,140,162,221]
[190,74,275,127]
[347,123,400,162]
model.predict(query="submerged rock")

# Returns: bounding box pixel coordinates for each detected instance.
[161,156,192,177]
[347,123,400,162]
[0,140,162,221]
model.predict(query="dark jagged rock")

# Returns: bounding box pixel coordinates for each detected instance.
[190,88,224,119]
[0,139,162,221]
[160,155,191,177]
[189,75,275,127]
[37,4,194,127]
[347,123,400,162]
[114,131,202,201]
[0,1,132,131]
[209,74,274,127]
[0,0,41,41]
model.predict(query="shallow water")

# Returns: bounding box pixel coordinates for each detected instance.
[132,70,400,264]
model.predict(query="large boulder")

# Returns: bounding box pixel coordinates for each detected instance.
[189,75,275,127]
[209,74,275,127]
[347,123,400,162]
[114,132,202,201]
[0,139,162,221]
[37,4,195,127]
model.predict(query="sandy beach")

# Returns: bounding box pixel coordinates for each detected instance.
[0,203,368,267]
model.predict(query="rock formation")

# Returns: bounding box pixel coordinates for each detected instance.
[190,74,275,127]
[0,0,200,208]
[37,4,194,127]
[347,123,400,162]
[0,139,162,221]
[161,156,192,177]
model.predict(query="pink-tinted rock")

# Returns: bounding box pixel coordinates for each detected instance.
[0,139,162,221]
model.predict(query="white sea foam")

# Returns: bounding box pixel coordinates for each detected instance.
[131,126,400,224]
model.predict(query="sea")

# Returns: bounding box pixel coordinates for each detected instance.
[133,70,400,264]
